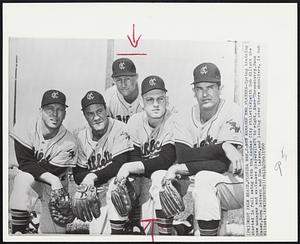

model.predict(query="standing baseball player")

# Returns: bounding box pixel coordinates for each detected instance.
[9,89,78,234]
[104,58,142,124]
[107,75,191,235]
[165,62,244,236]
[72,90,133,235]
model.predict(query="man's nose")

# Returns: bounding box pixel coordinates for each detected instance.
[94,113,101,120]
[153,99,159,106]
[52,109,58,116]
[121,79,127,87]
[202,89,208,97]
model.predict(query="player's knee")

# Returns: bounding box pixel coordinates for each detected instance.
[12,171,35,192]
[194,171,218,187]
[150,170,167,184]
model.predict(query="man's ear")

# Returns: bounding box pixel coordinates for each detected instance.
[192,87,197,98]
[218,85,224,95]
[166,96,169,107]
[139,96,145,109]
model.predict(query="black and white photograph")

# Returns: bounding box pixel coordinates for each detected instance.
[3,3,297,242]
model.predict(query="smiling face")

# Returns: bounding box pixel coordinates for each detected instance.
[41,103,66,130]
[193,82,221,111]
[83,103,109,135]
[113,75,138,98]
[142,89,168,119]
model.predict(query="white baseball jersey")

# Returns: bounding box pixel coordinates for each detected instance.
[126,110,175,159]
[104,85,143,124]
[174,99,243,148]
[75,118,133,171]
[10,116,78,167]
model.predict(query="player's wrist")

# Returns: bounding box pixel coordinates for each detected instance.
[81,173,97,186]
[169,164,179,174]
[51,177,63,190]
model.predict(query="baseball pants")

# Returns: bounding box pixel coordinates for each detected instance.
[107,170,167,234]
[10,169,69,234]
[191,171,244,221]
[88,182,111,235]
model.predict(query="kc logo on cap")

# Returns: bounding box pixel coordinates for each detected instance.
[200,65,208,75]
[87,92,94,100]
[112,58,137,78]
[41,89,68,107]
[51,91,59,99]
[192,62,221,85]
[141,75,167,95]
[119,62,126,70]
[81,90,106,110]
[149,78,157,86]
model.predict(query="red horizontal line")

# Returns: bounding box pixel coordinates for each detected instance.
[116,53,147,56]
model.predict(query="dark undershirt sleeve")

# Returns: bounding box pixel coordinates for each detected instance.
[72,152,129,187]
[94,152,128,186]
[128,145,143,162]
[185,160,229,175]
[14,139,68,180]
[129,144,176,178]
[72,165,90,185]
[175,142,231,175]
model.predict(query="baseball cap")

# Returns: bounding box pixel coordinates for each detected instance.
[141,75,167,95]
[192,62,221,85]
[41,89,68,107]
[81,91,106,110]
[111,58,137,78]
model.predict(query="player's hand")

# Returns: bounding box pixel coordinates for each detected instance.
[116,164,130,182]
[50,176,63,190]
[163,165,178,184]
[222,142,243,176]
[81,173,97,187]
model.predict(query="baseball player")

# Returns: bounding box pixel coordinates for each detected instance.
[104,58,143,124]
[9,89,78,234]
[165,62,244,236]
[72,91,133,235]
[107,75,192,235]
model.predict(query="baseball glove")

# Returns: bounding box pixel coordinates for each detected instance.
[159,178,185,218]
[111,177,137,217]
[72,184,101,222]
[48,188,75,227]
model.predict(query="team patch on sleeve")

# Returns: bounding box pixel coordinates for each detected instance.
[50,132,79,167]
[111,123,134,158]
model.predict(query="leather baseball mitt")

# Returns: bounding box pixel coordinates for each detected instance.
[111,177,137,217]
[48,188,75,227]
[159,178,185,218]
[72,184,101,222]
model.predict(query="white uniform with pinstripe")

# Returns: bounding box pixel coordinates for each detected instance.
[75,117,133,234]
[174,99,244,221]
[107,110,176,234]
[10,116,78,234]
[104,85,143,124]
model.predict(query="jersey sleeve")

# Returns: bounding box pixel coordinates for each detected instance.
[111,124,134,158]
[126,115,141,148]
[103,86,115,118]
[50,133,78,167]
[173,113,194,148]
[161,116,176,147]
[218,104,243,146]
[10,119,35,149]
[74,133,89,168]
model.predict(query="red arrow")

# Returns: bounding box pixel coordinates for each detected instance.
[127,24,142,48]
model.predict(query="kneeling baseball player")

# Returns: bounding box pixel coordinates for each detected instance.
[107,76,192,235]
[9,90,78,234]
[165,63,244,236]
[71,91,133,235]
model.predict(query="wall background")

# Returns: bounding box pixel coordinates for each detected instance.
[9,38,236,134]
